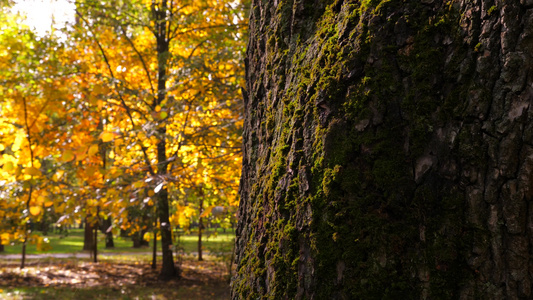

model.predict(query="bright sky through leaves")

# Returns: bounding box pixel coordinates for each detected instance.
[11,0,75,36]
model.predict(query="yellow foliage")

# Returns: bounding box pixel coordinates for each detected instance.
[0,0,244,243]
[61,150,76,162]
[100,131,115,142]
[0,233,10,244]
[143,232,151,242]
[24,166,41,177]
[200,205,215,218]
[29,206,41,216]
[88,144,99,157]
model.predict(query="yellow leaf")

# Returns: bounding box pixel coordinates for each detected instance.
[33,160,42,169]
[62,150,75,162]
[3,161,14,172]
[155,105,161,112]
[25,166,41,176]
[56,203,66,213]
[85,165,99,177]
[36,195,46,205]
[94,85,103,94]
[1,232,10,244]
[143,232,151,242]
[0,144,4,151]
[88,144,99,157]
[53,170,64,181]
[11,134,23,152]
[100,131,115,142]
[200,206,215,218]
[44,201,54,208]
[29,206,41,216]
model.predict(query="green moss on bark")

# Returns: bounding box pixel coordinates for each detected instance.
[234,0,477,298]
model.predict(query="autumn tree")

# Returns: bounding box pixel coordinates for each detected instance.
[0,0,244,276]
[233,0,533,298]
[0,5,76,267]
[71,0,245,278]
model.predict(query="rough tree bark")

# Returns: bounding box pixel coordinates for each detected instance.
[233,0,533,299]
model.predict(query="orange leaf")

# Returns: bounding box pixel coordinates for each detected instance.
[200,206,215,218]
[62,150,76,162]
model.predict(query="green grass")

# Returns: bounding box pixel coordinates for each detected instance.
[0,228,235,256]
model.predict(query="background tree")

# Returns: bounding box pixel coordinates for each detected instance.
[233,0,533,298]
[0,8,71,266]
[71,0,245,278]
[0,0,245,277]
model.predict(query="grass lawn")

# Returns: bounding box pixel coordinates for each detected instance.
[0,228,235,256]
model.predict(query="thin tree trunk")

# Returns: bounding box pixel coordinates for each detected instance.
[154,0,176,279]
[20,227,27,269]
[93,219,98,263]
[98,118,113,250]
[198,215,203,262]
[20,97,35,270]
[157,188,176,278]
[102,217,114,248]
[152,224,157,269]
[83,215,94,251]
[20,187,32,269]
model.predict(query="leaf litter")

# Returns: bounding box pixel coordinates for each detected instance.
[0,256,231,299]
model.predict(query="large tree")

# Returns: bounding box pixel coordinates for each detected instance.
[233,0,533,298]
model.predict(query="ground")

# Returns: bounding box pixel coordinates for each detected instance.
[0,228,234,299]
[0,255,231,299]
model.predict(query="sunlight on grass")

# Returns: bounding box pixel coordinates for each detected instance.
[0,228,235,257]
[58,241,84,247]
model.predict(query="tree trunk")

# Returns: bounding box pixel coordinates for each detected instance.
[101,217,114,248]
[154,0,177,280]
[152,226,157,269]
[132,229,149,248]
[93,221,98,263]
[83,215,94,251]
[198,197,204,261]
[198,216,204,261]
[233,1,533,299]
